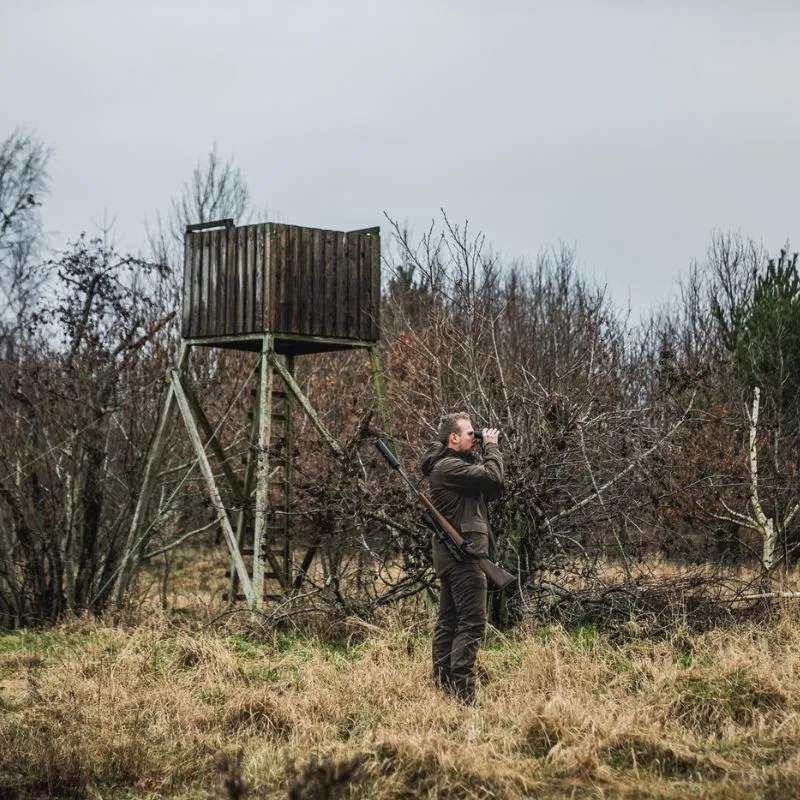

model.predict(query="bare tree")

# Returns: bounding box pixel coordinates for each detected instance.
[147,143,253,299]
[171,143,250,236]
[0,234,172,624]
[0,129,51,355]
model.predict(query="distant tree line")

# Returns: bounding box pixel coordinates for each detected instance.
[1,127,797,628]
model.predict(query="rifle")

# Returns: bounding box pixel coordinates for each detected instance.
[375,439,515,590]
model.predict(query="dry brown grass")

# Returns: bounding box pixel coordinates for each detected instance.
[3,601,800,799]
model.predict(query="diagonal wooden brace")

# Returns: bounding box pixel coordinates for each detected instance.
[171,370,255,607]
[181,379,244,504]
[268,352,345,459]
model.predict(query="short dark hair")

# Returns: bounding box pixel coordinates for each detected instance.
[437,412,471,443]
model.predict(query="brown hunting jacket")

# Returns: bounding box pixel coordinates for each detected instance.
[420,442,504,574]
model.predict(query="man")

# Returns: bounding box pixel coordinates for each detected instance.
[420,413,503,704]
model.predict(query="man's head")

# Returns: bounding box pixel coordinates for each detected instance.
[437,412,476,453]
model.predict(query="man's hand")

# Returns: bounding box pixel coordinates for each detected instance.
[462,538,489,560]
[482,428,501,445]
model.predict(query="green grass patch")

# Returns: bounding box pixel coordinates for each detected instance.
[199,687,228,705]
[669,666,787,732]
[147,637,178,675]
[325,635,369,661]
[569,623,599,650]
[274,632,316,661]
[251,666,280,683]
[0,629,77,655]
[676,652,693,669]
[229,634,269,659]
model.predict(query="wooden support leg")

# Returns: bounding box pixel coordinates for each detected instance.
[252,336,273,606]
[229,357,262,604]
[282,355,296,586]
[369,346,393,437]
[113,342,189,605]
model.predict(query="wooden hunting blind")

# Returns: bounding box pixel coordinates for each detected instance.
[117,219,389,611]
[181,219,380,351]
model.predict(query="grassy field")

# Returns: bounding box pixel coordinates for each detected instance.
[3,589,800,799]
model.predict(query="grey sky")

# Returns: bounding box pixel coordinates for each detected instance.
[3,1,799,314]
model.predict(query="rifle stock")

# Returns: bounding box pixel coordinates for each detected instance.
[375,439,516,591]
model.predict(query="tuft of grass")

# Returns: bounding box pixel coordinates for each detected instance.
[569,622,600,651]
[667,664,787,733]
[600,732,728,779]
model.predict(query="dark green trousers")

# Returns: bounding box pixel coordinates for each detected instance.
[432,559,487,701]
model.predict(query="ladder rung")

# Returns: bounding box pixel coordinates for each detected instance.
[247,389,287,403]
[235,526,288,537]
[224,570,282,580]
[222,593,284,602]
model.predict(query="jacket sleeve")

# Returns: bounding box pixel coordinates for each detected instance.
[436,445,504,500]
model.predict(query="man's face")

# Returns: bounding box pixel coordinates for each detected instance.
[450,418,476,452]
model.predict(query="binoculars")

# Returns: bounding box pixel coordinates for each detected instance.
[474,429,501,441]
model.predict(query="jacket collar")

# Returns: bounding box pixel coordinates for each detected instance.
[444,447,477,464]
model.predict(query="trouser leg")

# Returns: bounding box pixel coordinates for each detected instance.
[447,560,487,702]
[432,575,457,690]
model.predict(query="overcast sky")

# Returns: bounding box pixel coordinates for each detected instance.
[3,0,799,314]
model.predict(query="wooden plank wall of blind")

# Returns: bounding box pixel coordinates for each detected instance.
[181,223,380,342]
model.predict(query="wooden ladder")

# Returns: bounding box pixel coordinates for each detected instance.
[227,347,295,604]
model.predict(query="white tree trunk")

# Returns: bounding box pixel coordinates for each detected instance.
[749,388,779,591]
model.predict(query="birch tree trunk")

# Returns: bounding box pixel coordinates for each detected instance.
[748,389,777,593]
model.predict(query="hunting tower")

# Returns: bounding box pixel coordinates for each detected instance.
[118,219,388,610]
